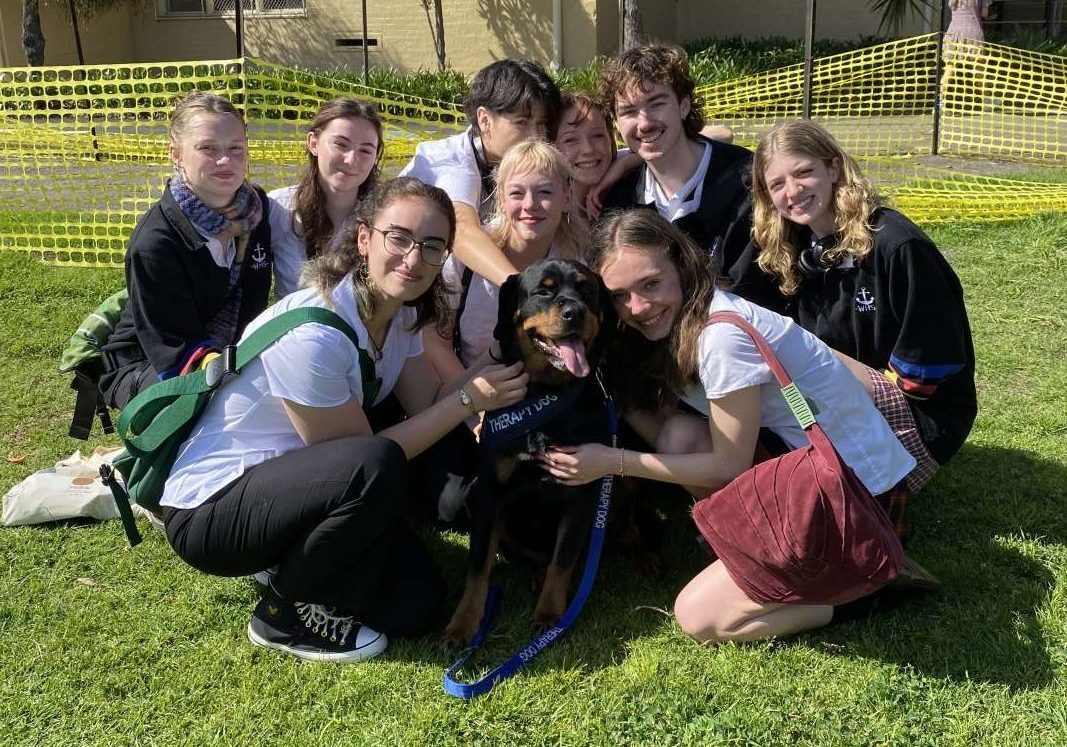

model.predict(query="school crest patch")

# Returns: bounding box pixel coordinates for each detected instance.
[854,286,876,312]
[250,242,269,271]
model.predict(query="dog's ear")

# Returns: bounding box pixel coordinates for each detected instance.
[493,272,523,363]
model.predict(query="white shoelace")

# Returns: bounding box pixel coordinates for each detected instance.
[295,603,354,646]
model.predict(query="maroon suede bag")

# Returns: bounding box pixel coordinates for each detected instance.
[691,312,902,606]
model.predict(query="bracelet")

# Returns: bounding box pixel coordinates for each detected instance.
[618,447,626,478]
[458,385,480,416]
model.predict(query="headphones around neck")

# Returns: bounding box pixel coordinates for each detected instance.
[796,238,837,279]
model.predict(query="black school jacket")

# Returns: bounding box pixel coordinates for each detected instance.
[102,185,273,382]
[785,208,977,464]
[601,136,756,282]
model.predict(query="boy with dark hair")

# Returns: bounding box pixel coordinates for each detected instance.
[402,59,562,286]
[598,44,754,281]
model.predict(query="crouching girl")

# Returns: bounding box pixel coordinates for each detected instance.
[750,120,976,487]
[159,178,528,662]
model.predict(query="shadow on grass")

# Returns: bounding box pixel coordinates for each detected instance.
[404,442,1065,692]
[387,481,704,676]
[815,442,1066,691]
[47,442,1052,691]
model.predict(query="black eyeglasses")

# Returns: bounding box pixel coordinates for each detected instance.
[367,225,450,267]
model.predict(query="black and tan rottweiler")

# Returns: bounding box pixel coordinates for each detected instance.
[443,257,635,648]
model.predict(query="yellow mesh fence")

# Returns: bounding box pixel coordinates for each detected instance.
[697,33,1067,225]
[0,58,464,266]
[0,37,1063,267]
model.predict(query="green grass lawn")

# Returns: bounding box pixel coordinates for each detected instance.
[0,211,1065,746]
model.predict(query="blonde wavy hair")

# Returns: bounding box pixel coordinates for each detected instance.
[488,139,590,261]
[751,121,881,295]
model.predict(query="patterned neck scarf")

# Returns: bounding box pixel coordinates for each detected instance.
[169,174,263,348]
[169,173,263,241]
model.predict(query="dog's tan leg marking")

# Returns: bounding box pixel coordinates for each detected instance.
[531,526,578,630]
[442,518,502,649]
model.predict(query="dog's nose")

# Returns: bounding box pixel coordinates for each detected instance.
[559,302,579,322]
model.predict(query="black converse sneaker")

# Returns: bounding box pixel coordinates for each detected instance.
[247,590,387,663]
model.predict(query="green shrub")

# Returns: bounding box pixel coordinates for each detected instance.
[682,35,890,80]
[552,59,605,94]
[986,26,1067,56]
[341,37,896,104]
[317,32,1061,107]
[363,67,469,104]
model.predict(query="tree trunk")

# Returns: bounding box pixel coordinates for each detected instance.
[22,0,46,66]
[421,0,447,71]
[621,0,644,51]
[433,0,446,71]
[1046,0,1062,39]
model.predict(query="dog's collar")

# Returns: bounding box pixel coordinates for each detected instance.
[481,379,588,452]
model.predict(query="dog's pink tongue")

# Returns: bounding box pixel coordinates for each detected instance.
[557,339,590,378]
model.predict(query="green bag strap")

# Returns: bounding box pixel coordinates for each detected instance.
[117,307,376,453]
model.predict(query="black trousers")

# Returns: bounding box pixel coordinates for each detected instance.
[100,358,157,410]
[162,435,446,637]
[368,393,479,526]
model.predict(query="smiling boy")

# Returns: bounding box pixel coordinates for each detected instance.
[598,44,754,282]
[401,59,562,287]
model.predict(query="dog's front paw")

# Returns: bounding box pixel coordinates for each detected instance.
[440,617,479,655]
[530,605,564,636]
[531,586,567,632]
[441,593,486,654]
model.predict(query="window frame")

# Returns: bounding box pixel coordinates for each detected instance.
[158,0,307,20]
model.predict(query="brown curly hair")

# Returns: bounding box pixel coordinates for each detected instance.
[597,43,705,139]
[302,177,454,334]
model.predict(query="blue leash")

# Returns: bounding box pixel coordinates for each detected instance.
[443,391,618,699]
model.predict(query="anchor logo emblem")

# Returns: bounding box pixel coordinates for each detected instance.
[251,243,268,269]
[854,286,876,312]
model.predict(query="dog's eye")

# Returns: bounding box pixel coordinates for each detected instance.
[533,287,554,297]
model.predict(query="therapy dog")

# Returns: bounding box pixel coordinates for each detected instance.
[442,258,627,648]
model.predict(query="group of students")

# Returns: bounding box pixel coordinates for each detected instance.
[95,42,976,663]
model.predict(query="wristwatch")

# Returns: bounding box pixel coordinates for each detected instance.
[458,386,479,416]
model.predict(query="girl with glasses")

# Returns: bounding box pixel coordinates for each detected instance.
[158,178,528,663]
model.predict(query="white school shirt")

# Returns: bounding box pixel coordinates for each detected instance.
[680,292,915,495]
[441,242,566,367]
[161,275,423,510]
[639,140,712,223]
[267,185,354,299]
[400,128,493,220]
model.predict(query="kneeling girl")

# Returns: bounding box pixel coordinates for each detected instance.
[544,210,915,644]
[750,121,976,484]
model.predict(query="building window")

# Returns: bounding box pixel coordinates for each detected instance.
[161,0,305,17]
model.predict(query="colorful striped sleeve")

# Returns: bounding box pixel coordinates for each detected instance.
[885,356,965,400]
